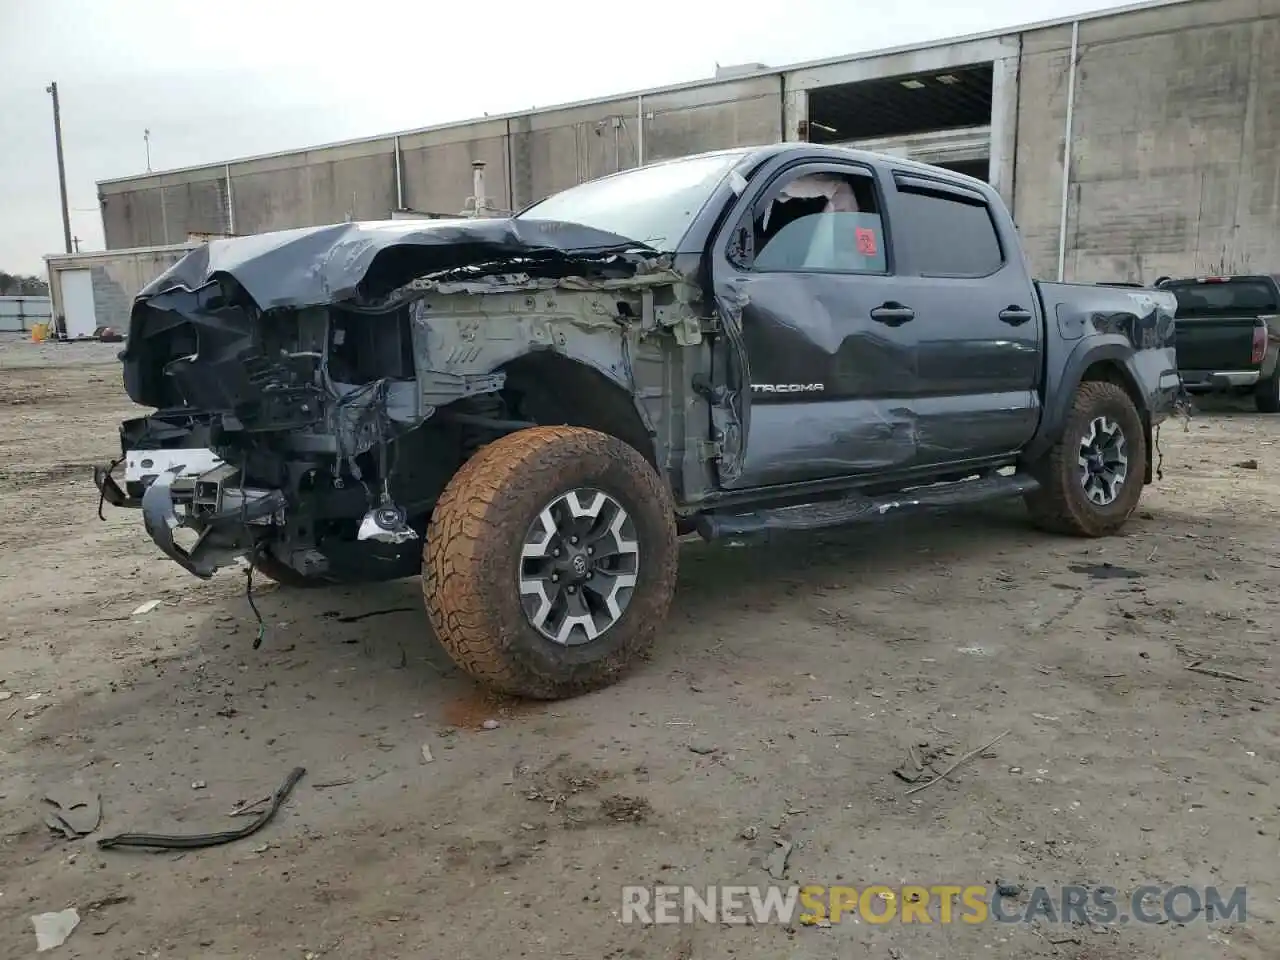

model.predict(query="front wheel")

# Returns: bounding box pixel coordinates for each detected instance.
[423,426,678,699]
[1025,381,1147,537]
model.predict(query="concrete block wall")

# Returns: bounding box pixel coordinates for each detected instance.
[1013,0,1280,282]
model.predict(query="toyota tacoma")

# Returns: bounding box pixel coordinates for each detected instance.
[95,143,1181,699]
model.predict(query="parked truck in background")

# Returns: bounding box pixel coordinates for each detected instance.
[94,143,1181,699]
[1157,275,1280,412]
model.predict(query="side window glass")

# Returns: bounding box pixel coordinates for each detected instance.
[751,170,887,275]
[893,184,1003,277]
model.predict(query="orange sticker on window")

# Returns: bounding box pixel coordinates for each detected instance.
[856,227,878,256]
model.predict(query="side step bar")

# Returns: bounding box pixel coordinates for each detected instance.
[695,472,1040,541]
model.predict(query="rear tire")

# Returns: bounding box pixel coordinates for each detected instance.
[423,426,678,699]
[1025,381,1147,537]
[1255,368,1280,413]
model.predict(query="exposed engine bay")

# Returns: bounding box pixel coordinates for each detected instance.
[95,218,705,584]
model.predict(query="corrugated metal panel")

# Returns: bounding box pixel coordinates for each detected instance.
[0,296,52,333]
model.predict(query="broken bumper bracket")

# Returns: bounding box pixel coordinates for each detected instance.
[140,470,287,580]
[92,464,139,508]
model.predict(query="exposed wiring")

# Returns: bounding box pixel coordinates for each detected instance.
[245,543,266,650]
[239,455,267,649]
[97,455,124,520]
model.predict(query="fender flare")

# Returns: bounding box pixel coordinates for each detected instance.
[1021,335,1152,468]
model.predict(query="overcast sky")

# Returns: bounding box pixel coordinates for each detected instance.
[0,0,1128,274]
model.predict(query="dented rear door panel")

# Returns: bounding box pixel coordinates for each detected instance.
[881,173,1043,466]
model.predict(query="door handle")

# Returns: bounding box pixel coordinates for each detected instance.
[998,305,1033,325]
[870,302,915,326]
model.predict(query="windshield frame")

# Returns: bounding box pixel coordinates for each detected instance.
[514,149,753,252]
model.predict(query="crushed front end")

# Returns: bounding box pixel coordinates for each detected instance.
[93,218,683,585]
[97,279,439,582]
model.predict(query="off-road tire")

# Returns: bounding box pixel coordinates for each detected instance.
[251,553,335,588]
[1254,367,1280,413]
[1025,381,1147,537]
[423,426,678,699]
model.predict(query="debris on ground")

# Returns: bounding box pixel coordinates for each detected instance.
[904,730,1011,796]
[323,607,415,624]
[481,719,500,730]
[765,837,793,879]
[598,795,651,823]
[741,825,758,840]
[1234,459,1259,469]
[31,909,79,952]
[1184,661,1253,683]
[421,744,434,763]
[1068,562,1144,580]
[130,600,162,617]
[687,741,717,755]
[42,784,102,839]
[892,742,948,783]
[98,766,305,851]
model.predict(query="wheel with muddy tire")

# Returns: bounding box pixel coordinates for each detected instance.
[1025,381,1147,537]
[423,425,679,699]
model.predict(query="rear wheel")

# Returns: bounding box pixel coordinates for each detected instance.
[423,426,678,699]
[1025,381,1147,537]
[1255,368,1280,413]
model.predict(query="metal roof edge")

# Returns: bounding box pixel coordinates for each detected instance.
[95,0,1194,190]
[43,241,201,263]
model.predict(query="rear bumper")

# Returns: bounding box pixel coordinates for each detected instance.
[1179,369,1260,391]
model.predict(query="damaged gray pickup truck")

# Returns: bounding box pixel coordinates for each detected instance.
[95,143,1181,699]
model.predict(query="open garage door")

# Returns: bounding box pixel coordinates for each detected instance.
[805,63,994,181]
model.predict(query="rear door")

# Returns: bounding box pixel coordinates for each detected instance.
[879,172,1042,467]
[1161,277,1278,375]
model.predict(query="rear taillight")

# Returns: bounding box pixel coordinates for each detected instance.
[1251,324,1268,364]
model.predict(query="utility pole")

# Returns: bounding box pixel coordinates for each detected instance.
[144,128,151,172]
[46,82,73,254]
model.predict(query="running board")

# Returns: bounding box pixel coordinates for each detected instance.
[695,473,1040,540]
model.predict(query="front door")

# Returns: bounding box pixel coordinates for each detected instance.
[709,159,922,490]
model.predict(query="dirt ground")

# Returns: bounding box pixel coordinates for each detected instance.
[0,334,1276,960]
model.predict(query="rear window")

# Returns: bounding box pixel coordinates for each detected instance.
[1163,279,1278,317]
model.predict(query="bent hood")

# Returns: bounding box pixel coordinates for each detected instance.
[135,217,655,312]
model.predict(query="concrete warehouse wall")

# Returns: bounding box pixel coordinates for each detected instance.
[1013,0,1280,281]
[97,0,1280,284]
[98,75,782,247]
[45,245,197,333]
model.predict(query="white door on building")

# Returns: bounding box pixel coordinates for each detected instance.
[61,269,97,338]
